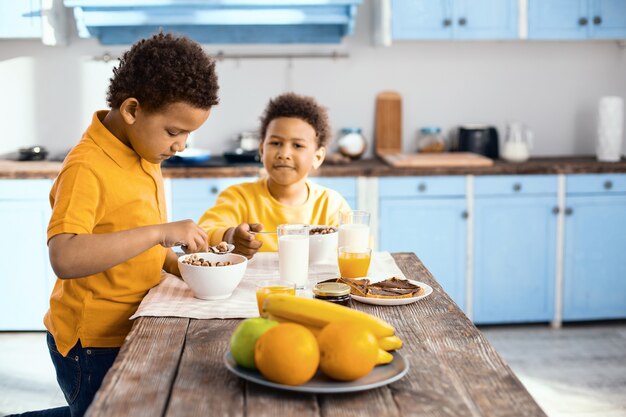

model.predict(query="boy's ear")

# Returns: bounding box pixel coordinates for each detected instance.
[119,98,140,125]
[258,140,264,158]
[312,146,326,169]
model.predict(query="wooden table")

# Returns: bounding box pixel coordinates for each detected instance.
[86,253,547,417]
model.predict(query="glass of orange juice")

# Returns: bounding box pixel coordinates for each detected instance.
[337,246,372,278]
[255,279,296,315]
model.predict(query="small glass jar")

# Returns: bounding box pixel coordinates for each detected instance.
[313,283,351,307]
[417,127,446,153]
[337,127,366,159]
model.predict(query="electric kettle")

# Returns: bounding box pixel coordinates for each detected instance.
[501,122,533,163]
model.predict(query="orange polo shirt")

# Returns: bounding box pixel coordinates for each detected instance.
[45,111,167,356]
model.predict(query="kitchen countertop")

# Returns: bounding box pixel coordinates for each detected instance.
[1,156,626,179]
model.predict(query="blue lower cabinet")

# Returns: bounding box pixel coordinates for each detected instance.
[0,179,53,330]
[171,177,357,222]
[563,194,626,320]
[473,176,557,324]
[308,177,357,210]
[378,177,467,310]
[170,178,254,222]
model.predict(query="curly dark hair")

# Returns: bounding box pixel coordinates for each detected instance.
[107,33,219,112]
[259,93,331,148]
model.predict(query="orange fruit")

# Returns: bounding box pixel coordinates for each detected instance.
[317,321,379,381]
[254,323,320,386]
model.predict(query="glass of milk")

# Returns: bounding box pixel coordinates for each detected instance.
[277,224,310,289]
[338,210,370,249]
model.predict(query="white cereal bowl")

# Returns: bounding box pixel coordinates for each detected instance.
[309,225,339,266]
[178,252,248,300]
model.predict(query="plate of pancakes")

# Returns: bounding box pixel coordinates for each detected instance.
[338,276,433,306]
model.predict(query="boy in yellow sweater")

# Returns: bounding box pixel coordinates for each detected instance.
[198,93,351,258]
[18,34,218,417]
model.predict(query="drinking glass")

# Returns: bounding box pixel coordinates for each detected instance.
[255,279,296,315]
[277,224,310,289]
[338,246,372,278]
[338,210,370,249]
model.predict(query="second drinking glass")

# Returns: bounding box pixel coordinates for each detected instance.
[277,224,310,289]
[338,210,370,249]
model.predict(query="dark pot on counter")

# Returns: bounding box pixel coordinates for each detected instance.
[18,146,48,161]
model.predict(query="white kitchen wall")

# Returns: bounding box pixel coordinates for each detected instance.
[0,0,625,158]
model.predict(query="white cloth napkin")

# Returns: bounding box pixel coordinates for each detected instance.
[130,251,406,320]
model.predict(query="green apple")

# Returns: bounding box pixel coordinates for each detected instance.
[230,317,278,369]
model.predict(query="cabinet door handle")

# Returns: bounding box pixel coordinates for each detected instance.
[604,180,613,190]
[210,186,219,194]
[461,210,469,219]
[443,18,452,27]
[578,17,588,26]
[458,17,467,26]
[552,206,560,215]
[593,16,602,25]
[417,183,427,192]
[565,207,573,216]
[512,183,522,192]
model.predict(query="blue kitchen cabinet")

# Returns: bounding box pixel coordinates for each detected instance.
[0,180,53,331]
[309,177,357,210]
[391,0,518,40]
[528,0,626,39]
[473,176,557,324]
[0,0,42,39]
[591,0,626,38]
[170,177,357,223]
[563,174,626,321]
[378,176,467,310]
[170,177,255,222]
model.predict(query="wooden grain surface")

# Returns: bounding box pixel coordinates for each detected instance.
[375,91,403,156]
[86,253,547,417]
[380,153,494,168]
[3,157,626,179]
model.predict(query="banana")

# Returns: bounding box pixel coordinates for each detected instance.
[378,335,403,351]
[265,313,323,337]
[262,294,395,338]
[376,348,393,365]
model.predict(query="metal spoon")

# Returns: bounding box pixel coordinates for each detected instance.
[207,243,235,254]
[175,243,235,254]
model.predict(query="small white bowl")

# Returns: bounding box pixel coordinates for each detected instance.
[178,252,248,300]
[309,225,338,266]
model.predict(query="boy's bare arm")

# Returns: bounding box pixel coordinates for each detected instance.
[49,220,207,279]
[163,249,181,277]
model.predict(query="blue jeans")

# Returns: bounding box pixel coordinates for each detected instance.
[9,333,119,417]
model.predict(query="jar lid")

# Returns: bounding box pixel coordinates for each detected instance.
[420,126,441,134]
[340,127,362,134]
[313,282,351,297]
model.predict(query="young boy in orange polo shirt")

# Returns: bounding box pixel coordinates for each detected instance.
[15,33,219,417]
[197,93,351,258]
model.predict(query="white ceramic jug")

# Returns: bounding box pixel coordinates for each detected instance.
[501,122,533,163]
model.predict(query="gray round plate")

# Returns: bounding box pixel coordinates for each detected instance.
[223,351,409,394]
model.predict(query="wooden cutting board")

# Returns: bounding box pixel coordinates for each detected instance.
[381,152,494,167]
[375,91,402,156]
